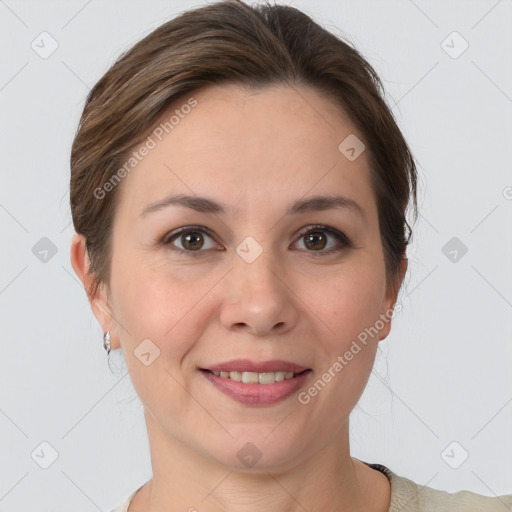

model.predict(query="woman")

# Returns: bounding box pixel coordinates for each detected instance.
[69,1,512,510]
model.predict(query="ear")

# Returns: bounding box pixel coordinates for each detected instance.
[378,257,408,341]
[70,233,120,350]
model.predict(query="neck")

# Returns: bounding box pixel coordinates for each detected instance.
[130,410,390,512]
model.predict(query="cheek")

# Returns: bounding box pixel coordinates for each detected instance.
[110,253,215,357]
[110,265,207,410]
[304,268,385,399]
[310,265,386,344]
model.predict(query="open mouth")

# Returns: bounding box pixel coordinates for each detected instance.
[200,368,310,384]
[199,365,312,406]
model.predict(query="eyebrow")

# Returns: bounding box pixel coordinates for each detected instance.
[140,193,366,221]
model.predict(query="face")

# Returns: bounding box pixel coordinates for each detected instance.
[89,83,402,471]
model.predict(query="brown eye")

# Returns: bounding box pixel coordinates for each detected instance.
[163,226,220,255]
[304,231,327,251]
[181,231,204,251]
[294,225,351,256]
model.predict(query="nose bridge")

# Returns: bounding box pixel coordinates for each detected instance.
[219,237,297,335]
[232,238,284,304]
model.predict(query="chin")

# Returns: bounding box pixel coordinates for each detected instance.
[199,429,311,473]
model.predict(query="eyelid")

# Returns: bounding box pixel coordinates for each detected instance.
[162,224,351,255]
[162,225,214,244]
[291,224,352,254]
[293,224,350,244]
[162,225,222,253]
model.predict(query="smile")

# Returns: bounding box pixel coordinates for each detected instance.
[206,369,299,384]
[199,361,312,406]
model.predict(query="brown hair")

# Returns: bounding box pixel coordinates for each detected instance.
[70,0,418,300]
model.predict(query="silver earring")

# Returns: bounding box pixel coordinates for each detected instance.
[103,331,111,355]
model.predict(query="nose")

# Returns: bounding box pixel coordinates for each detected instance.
[219,249,299,337]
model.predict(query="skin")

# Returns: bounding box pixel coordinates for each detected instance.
[71,83,407,512]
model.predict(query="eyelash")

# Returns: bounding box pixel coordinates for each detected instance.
[161,224,352,258]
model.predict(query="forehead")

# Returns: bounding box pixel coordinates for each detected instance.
[115,82,375,220]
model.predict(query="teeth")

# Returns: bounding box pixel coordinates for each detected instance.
[211,370,297,384]
[242,372,259,384]
[259,372,276,384]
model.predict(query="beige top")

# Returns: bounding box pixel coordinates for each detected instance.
[111,461,512,511]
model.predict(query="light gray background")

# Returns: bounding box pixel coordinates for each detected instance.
[0,0,511,510]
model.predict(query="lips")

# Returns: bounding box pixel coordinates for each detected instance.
[203,359,308,374]
[205,370,296,385]
[199,359,312,406]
